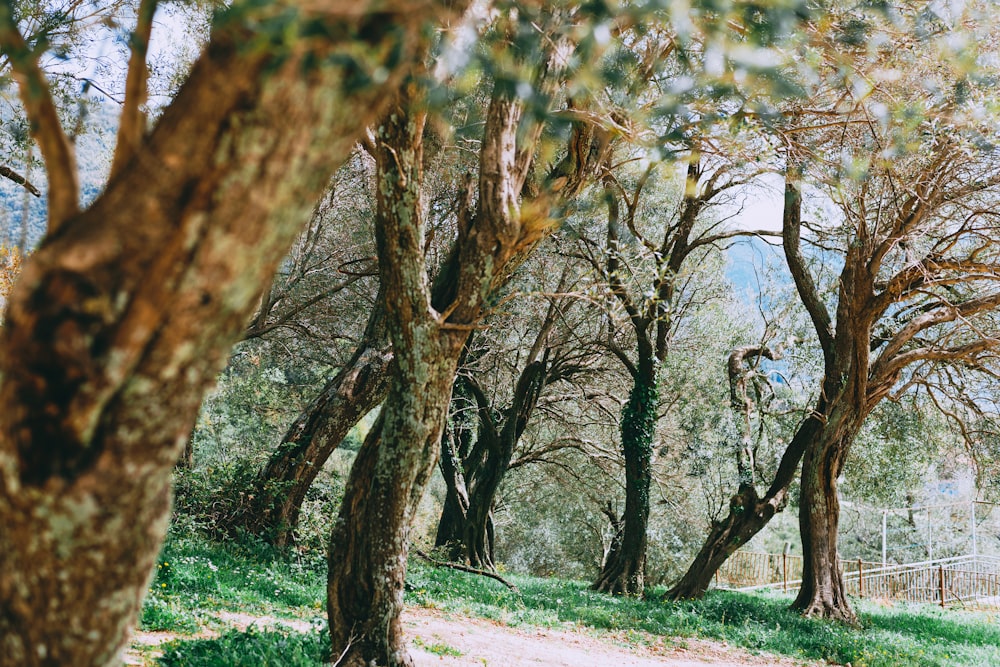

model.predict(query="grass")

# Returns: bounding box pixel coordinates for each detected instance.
[158,627,329,666]
[138,530,327,637]
[142,532,1000,667]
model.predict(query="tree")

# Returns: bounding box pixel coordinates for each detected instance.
[579,149,773,595]
[0,2,469,664]
[666,0,1000,602]
[326,7,620,662]
[434,269,599,569]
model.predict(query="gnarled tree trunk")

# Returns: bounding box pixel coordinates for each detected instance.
[666,412,822,599]
[327,347,461,667]
[0,5,452,665]
[326,77,469,667]
[791,420,860,623]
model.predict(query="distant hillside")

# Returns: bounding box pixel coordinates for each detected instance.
[725,236,788,299]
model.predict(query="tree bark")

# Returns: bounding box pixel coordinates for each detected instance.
[327,351,459,667]
[0,5,457,666]
[792,426,858,623]
[325,75,470,667]
[244,299,391,547]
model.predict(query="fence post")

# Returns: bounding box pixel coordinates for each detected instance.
[939,564,946,608]
[881,510,887,567]
[783,552,788,593]
[971,500,977,559]
[858,558,864,598]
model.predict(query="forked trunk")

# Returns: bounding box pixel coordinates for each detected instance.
[438,359,547,570]
[593,368,656,596]
[244,304,391,546]
[326,77,471,667]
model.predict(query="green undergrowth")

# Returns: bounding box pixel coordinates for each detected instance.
[158,627,330,667]
[140,528,326,636]
[405,563,1000,667]
[142,532,1000,667]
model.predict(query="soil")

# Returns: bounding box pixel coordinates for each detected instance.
[126,605,824,666]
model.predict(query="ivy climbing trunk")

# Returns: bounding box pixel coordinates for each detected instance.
[593,355,656,596]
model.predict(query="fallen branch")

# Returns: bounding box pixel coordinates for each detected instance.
[414,549,521,594]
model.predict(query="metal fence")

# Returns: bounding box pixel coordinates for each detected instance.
[728,552,1000,611]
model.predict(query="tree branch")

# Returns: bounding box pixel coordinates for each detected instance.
[0,164,40,197]
[110,0,157,181]
[414,549,520,593]
[0,5,79,229]
[782,165,834,358]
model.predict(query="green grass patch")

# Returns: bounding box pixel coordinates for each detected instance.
[140,529,326,634]
[413,635,463,657]
[158,627,329,666]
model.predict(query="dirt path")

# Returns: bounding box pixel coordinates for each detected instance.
[127,606,822,666]
[404,607,819,667]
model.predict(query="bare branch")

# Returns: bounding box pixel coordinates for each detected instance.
[414,549,520,593]
[0,5,79,229]
[0,164,40,197]
[110,0,158,181]
[782,164,834,358]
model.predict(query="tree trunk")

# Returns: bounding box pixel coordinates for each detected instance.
[666,407,822,600]
[593,363,656,596]
[791,426,858,623]
[327,351,459,667]
[434,423,471,561]
[462,360,546,570]
[325,84,471,665]
[244,300,391,547]
[0,5,455,665]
